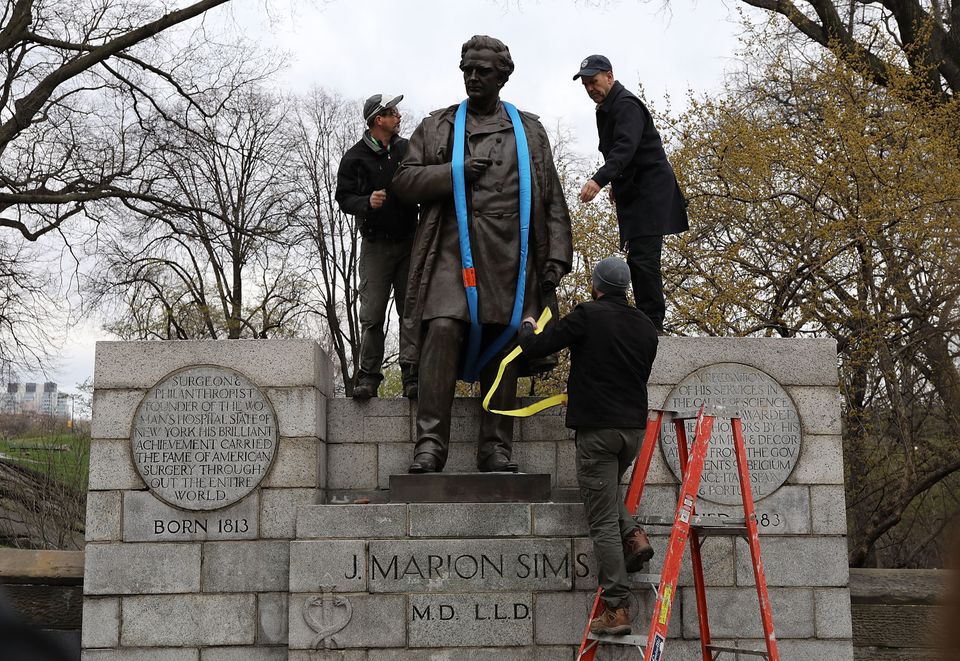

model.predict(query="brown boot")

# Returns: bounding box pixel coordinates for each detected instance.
[623,528,654,572]
[589,601,631,636]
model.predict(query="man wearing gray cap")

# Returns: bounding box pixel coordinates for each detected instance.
[574,55,688,333]
[517,256,659,635]
[336,93,418,399]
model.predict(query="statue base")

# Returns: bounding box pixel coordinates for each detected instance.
[389,472,552,503]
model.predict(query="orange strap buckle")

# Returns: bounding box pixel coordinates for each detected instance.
[462,267,477,287]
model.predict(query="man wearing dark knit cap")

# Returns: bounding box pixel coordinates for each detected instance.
[574,55,688,332]
[518,256,659,635]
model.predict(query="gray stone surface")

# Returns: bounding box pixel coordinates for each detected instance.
[815,588,854,638]
[257,593,289,645]
[736,537,849,586]
[365,412,413,443]
[91,389,145,440]
[123,491,258,542]
[288,593,406,649]
[88,438,143,491]
[555,440,577,488]
[260,488,317,539]
[533,590,595,645]
[811,485,849,534]
[789,434,845,485]
[409,503,531,537]
[263,437,320,488]
[787,386,842,434]
[532,503,589,536]
[378,443,414,488]
[367,538,575,592]
[408,593,533,647]
[265,386,323,439]
[94,339,333,392]
[775,639,854,659]
[520,411,573,442]
[120,594,256,646]
[202,541,289,592]
[695,486,811,535]
[681,587,814,638]
[297,504,407,538]
[289,651,367,661]
[85,491,122,542]
[648,337,839,386]
[289,540,367,592]
[200,647,288,661]
[513,441,557,481]
[81,597,119,648]
[82,650,199,661]
[327,444,377,490]
[84,543,200,595]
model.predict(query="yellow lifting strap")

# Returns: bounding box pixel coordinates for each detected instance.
[481,307,569,417]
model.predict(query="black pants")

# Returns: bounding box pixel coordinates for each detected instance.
[627,235,664,331]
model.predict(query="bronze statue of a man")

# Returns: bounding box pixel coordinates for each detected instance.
[393,35,573,474]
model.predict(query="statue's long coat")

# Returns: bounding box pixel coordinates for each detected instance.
[393,102,573,369]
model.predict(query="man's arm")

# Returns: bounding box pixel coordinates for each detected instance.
[518,304,587,359]
[392,118,454,204]
[591,99,645,189]
[334,153,373,217]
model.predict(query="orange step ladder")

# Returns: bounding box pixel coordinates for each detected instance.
[576,406,780,660]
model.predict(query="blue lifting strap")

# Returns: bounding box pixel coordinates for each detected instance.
[451,99,532,382]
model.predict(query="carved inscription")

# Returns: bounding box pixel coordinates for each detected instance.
[408,593,533,647]
[131,366,277,510]
[659,363,802,505]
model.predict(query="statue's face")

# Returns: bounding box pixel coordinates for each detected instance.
[461,48,503,104]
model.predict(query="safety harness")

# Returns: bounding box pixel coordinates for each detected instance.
[452,99,531,382]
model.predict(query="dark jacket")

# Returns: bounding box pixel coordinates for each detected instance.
[335,133,417,239]
[518,293,658,429]
[594,81,688,245]
[392,103,572,369]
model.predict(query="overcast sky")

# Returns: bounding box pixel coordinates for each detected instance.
[41,0,763,394]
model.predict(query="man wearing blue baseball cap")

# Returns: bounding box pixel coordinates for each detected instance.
[574,55,688,333]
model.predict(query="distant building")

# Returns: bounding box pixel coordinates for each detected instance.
[2,382,73,418]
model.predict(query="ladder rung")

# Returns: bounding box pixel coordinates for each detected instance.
[637,514,747,531]
[586,632,647,648]
[658,405,731,420]
[706,643,769,658]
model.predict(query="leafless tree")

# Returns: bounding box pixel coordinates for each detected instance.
[91,86,310,340]
[289,89,367,394]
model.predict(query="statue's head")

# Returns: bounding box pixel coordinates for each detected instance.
[459,35,514,104]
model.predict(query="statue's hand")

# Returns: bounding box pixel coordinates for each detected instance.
[464,157,492,183]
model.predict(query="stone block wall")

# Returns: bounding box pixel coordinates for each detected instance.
[82,336,853,659]
[82,340,330,660]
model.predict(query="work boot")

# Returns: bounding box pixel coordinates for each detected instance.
[589,601,631,636]
[478,452,518,473]
[623,528,655,572]
[352,381,377,400]
[408,453,439,474]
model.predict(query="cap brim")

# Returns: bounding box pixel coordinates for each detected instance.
[573,68,605,81]
[381,94,403,110]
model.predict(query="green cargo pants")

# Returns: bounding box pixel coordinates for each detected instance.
[576,427,643,608]
[357,235,415,388]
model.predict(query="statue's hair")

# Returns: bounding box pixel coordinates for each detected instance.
[460,35,515,81]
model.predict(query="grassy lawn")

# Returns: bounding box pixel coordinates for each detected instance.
[0,433,90,488]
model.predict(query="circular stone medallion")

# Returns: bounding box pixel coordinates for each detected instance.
[659,363,801,505]
[131,366,278,510]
